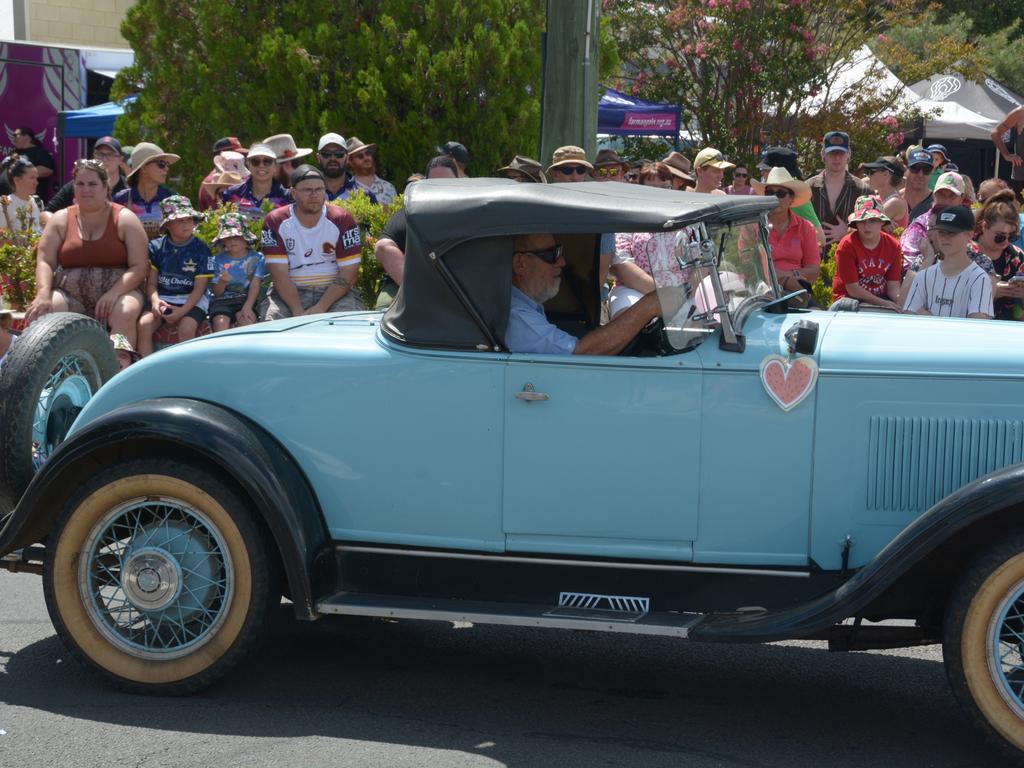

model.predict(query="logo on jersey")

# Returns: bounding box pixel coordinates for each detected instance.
[182,258,197,273]
[341,226,361,250]
[261,229,278,247]
[285,238,296,251]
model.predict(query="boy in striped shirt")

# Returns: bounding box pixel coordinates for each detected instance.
[904,205,994,319]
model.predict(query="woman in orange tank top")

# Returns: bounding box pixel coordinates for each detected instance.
[24,161,149,347]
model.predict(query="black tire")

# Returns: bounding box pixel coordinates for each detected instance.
[0,313,117,508]
[42,458,279,695]
[943,532,1024,764]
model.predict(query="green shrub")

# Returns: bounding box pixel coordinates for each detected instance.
[810,242,837,309]
[331,192,402,308]
[0,202,40,310]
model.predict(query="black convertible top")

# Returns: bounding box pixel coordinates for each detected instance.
[381,179,777,352]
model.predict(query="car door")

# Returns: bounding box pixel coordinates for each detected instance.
[502,352,702,561]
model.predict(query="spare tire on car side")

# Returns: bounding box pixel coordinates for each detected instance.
[0,313,117,510]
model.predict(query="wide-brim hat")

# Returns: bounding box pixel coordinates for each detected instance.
[263,133,313,164]
[202,171,244,190]
[126,142,181,179]
[159,194,203,228]
[547,145,593,172]
[594,148,626,167]
[213,151,248,177]
[213,211,257,245]
[346,136,376,156]
[847,194,891,225]
[752,166,811,207]
[662,151,694,181]
[497,155,546,183]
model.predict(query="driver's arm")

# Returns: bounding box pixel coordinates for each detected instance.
[575,292,661,356]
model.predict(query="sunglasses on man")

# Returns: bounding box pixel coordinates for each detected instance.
[517,245,563,264]
[595,167,621,178]
[555,165,589,176]
[319,150,347,159]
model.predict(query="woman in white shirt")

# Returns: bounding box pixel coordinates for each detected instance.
[0,154,42,234]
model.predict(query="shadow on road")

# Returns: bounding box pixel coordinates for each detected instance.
[0,607,987,767]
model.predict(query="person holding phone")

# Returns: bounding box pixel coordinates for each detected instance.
[973,189,1024,320]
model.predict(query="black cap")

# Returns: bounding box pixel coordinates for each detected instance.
[290,164,324,186]
[822,130,850,154]
[437,141,470,166]
[94,136,123,155]
[861,156,904,177]
[930,205,974,233]
[758,146,800,177]
[212,136,245,155]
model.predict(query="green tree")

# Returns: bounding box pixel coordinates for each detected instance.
[113,1,545,194]
[933,1,1024,38]
[604,0,977,170]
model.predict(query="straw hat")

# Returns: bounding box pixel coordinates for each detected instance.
[752,167,811,207]
[126,142,180,179]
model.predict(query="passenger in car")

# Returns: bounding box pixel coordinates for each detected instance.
[507,233,664,355]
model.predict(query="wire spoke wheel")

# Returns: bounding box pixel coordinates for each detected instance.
[80,497,234,660]
[990,581,1024,720]
[31,352,99,470]
[44,460,277,694]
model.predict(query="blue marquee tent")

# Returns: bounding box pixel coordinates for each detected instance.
[58,97,136,139]
[598,87,680,141]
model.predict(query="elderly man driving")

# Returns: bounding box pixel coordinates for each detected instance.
[507,233,663,355]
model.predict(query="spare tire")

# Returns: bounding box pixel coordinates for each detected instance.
[0,313,117,509]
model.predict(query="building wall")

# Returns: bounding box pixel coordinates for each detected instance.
[26,0,133,48]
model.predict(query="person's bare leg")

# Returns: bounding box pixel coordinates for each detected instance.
[212,315,231,333]
[136,313,161,356]
[108,292,143,346]
[176,316,199,341]
[50,289,70,312]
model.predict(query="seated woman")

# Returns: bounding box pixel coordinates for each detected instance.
[753,167,819,294]
[24,160,149,348]
[113,142,180,239]
[0,154,42,233]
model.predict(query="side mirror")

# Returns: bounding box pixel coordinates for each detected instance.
[785,319,819,356]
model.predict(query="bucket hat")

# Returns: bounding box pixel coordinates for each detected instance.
[847,195,891,225]
[213,211,256,245]
[497,155,546,183]
[547,145,593,173]
[752,167,811,207]
[109,333,141,361]
[159,195,203,229]
[201,171,244,191]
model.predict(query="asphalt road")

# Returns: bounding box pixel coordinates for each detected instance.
[0,569,997,767]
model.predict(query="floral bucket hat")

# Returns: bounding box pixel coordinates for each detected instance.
[110,333,140,361]
[159,195,203,229]
[213,211,256,246]
[847,195,891,225]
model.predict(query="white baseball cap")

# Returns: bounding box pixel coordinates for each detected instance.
[318,132,347,152]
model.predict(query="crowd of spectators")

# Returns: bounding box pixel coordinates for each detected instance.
[3,124,1024,368]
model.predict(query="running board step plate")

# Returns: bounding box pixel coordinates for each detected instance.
[316,593,702,637]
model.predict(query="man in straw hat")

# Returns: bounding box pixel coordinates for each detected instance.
[496,155,546,183]
[832,195,902,311]
[754,167,820,294]
[347,136,395,205]
[113,141,181,238]
[661,151,694,190]
[688,148,733,195]
[263,133,313,189]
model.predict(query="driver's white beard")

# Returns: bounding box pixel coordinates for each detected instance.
[536,277,561,304]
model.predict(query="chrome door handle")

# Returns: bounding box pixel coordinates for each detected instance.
[515,383,549,402]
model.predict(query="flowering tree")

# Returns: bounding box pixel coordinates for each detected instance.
[605,0,978,169]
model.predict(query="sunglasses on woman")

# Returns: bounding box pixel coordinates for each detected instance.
[248,157,275,167]
[993,232,1020,244]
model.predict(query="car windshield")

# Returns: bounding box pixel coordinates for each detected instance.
[652,217,778,352]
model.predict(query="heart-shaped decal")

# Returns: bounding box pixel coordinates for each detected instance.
[760,355,818,412]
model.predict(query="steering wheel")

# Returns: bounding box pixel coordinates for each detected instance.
[618,317,667,357]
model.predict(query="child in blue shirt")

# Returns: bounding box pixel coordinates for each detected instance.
[137,195,212,356]
[208,212,266,332]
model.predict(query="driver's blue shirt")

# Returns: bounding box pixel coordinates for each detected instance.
[506,286,578,355]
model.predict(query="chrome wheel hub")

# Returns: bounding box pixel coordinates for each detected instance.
[122,547,182,611]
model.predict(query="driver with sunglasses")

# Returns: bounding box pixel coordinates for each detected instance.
[507,233,664,356]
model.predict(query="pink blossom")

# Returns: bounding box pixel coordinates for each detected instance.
[696,41,707,58]
[732,38,742,51]
[878,33,890,43]
[707,0,717,7]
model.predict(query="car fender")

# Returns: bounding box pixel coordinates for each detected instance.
[0,397,332,620]
[693,462,1024,642]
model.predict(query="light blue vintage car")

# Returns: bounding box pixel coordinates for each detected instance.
[2,179,1024,758]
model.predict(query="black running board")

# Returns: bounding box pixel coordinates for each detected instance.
[316,592,703,638]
